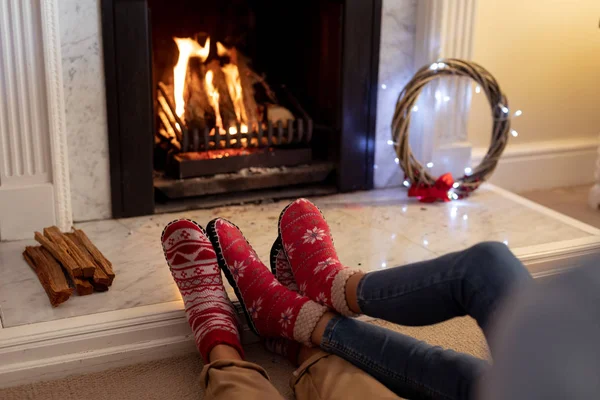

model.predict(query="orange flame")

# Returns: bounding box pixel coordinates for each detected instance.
[221,63,248,134]
[171,38,250,142]
[204,70,223,131]
[173,37,210,118]
[216,42,230,57]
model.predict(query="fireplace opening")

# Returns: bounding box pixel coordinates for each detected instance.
[150,0,342,205]
[102,0,381,217]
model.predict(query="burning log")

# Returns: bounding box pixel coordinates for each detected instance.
[158,35,314,155]
[184,58,216,132]
[157,83,185,140]
[206,60,237,130]
[23,246,73,307]
[267,104,295,125]
[157,128,181,151]
[227,49,259,131]
[157,109,178,141]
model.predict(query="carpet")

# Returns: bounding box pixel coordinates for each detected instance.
[0,317,487,400]
[520,184,600,229]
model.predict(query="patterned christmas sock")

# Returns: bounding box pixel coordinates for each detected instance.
[263,338,302,365]
[278,198,361,316]
[270,237,299,292]
[161,219,243,363]
[207,218,327,347]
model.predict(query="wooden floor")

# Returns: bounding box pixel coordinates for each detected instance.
[520,185,600,229]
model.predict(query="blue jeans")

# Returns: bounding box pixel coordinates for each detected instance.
[320,242,532,400]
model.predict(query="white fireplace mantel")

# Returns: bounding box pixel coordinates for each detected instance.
[0,0,72,240]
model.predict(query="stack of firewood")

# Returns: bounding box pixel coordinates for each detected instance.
[23,226,115,307]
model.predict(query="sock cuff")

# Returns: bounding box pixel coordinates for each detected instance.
[199,329,244,363]
[331,268,361,317]
[293,301,328,347]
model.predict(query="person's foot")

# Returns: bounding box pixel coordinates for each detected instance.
[161,219,243,362]
[277,199,360,316]
[207,218,327,347]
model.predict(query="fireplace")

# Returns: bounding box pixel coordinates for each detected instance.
[101,0,381,218]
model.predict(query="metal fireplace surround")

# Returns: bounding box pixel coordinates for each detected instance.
[101,0,382,218]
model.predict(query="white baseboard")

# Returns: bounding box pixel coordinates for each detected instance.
[0,302,193,388]
[0,300,263,389]
[472,138,599,192]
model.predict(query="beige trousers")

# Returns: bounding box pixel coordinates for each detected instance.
[200,350,399,400]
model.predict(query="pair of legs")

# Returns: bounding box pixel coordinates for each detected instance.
[315,241,532,399]
[204,344,398,400]
[162,199,532,400]
[161,217,398,400]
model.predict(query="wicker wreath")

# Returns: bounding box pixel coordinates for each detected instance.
[391,58,511,200]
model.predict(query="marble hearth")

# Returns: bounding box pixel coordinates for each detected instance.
[2,185,598,328]
[1,185,599,387]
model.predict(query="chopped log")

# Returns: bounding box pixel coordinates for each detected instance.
[230,49,259,131]
[74,278,94,296]
[185,58,216,131]
[156,94,180,140]
[44,226,95,278]
[51,254,94,296]
[71,228,115,285]
[206,60,237,130]
[35,231,82,278]
[158,108,178,140]
[157,82,188,136]
[65,232,111,290]
[91,280,109,292]
[23,246,73,307]
[157,128,181,152]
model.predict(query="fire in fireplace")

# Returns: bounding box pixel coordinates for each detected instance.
[155,34,314,182]
[101,0,381,217]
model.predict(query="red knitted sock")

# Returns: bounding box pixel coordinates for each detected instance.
[207,218,327,347]
[263,338,302,365]
[278,199,361,316]
[161,219,243,363]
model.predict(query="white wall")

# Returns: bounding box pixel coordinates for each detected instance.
[468,0,600,147]
[467,0,600,191]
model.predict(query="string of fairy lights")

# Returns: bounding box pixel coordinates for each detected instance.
[379,58,521,201]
